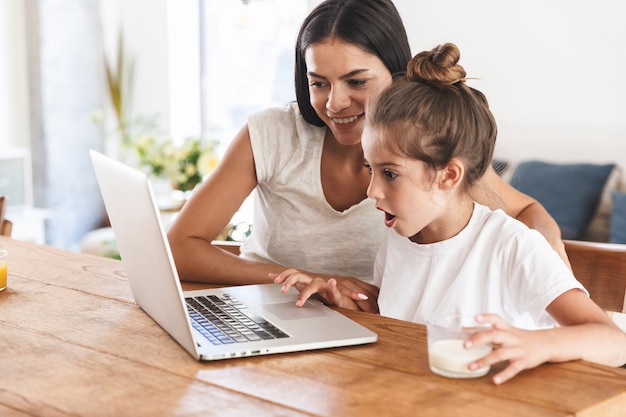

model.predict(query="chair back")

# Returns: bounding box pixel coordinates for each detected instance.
[564,239,626,313]
[0,195,12,237]
[212,240,241,255]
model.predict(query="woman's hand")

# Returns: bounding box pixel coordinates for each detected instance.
[464,314,550,385]
[331,276,380,313]
[270,269,375,312]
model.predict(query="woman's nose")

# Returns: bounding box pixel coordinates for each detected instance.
[326,86,350,113]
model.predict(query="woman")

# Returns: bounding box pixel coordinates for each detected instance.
[167,0,565,312]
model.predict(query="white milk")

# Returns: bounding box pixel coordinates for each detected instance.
[429,339,491,378]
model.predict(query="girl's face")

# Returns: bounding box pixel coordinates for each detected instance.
[305,38,392,146]
[362,126,453,243]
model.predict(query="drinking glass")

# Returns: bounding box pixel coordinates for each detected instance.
[427,314,492,378]
[0,249,8,291]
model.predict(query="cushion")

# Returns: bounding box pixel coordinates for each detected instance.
[492,159,509,176]
[610,191,626,244]
[583,165,624,242]
[509,161,615,240]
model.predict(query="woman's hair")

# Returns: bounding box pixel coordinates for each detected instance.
[295,0,412,127]
[367,42,497,189]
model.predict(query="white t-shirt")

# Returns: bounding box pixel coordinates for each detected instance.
[373,203,586,329]
[240,103,385,281]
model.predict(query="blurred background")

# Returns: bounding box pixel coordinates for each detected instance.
[1,0,625,251]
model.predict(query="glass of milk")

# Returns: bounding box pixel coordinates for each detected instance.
[427,314,492,378]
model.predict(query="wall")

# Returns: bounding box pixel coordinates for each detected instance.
[394,0,626,168]
[27,0,106,250]
[0,0,29,149]
[104,0,626,168]
[0,0,173,250]
[4,1,626,163]
[98,0,170,144]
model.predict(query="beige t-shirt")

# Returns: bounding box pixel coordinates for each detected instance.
[240,103,384,282]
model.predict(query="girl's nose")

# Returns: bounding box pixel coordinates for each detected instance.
[366,176,381,200]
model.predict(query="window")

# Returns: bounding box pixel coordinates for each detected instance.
[165,0,321,229]
[199,0,319,149]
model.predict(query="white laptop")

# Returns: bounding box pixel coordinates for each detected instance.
[89,150,377,361]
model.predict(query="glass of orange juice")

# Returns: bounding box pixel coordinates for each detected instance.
[0,249,7,291]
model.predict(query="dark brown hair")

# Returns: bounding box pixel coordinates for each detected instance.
[367,42,497,188]
[295,0,412,127]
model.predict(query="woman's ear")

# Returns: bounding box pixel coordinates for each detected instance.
[438,158,465,191]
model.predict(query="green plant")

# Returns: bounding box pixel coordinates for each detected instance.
[133,136,219,192]
[104,29,135,145]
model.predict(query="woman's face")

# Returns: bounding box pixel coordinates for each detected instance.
[305,38,393,146]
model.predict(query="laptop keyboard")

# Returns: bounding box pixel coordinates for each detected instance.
[186,294,290,345]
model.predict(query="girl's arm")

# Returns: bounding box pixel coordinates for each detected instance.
[541,289,626,365]
[475,166,570,267]
[467,289,626,385]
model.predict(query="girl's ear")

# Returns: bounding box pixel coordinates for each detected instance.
[438,158,465,191]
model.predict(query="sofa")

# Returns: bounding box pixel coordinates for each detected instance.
[496,160,626,243]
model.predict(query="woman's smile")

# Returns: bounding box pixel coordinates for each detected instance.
[328,113,365,130]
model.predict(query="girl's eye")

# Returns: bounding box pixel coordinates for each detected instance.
[383,169,398,180]
[309,80,326,88]
[363,163,372,174]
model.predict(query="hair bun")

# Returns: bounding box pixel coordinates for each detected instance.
[407,42,466,86]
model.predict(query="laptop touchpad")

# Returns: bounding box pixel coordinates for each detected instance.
[263,301,329,320]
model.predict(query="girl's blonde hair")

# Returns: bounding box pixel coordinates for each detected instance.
[367,42,497,189]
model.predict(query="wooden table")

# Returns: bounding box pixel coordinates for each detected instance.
[2,236,626,417]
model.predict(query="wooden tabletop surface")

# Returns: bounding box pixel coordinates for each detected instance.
[1,236,626,417]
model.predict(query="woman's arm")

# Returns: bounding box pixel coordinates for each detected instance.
[475,166,569,266]
[167,125,380,311]
[271,269,378,312]
[167,124,278,285]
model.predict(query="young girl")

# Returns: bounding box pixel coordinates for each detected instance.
[273,42,626,385]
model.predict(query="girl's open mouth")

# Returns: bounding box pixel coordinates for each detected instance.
[384,211,396,228]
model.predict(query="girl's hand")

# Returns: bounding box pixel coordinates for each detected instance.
[270,269,368,311]
[464,313,550,385]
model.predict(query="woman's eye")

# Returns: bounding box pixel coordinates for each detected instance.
[348,79,367,88]
[309,80,326,88]
[363,163,372,174]
[383,169,397,180]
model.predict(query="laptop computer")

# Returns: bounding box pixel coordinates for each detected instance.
[89,150,377,361]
